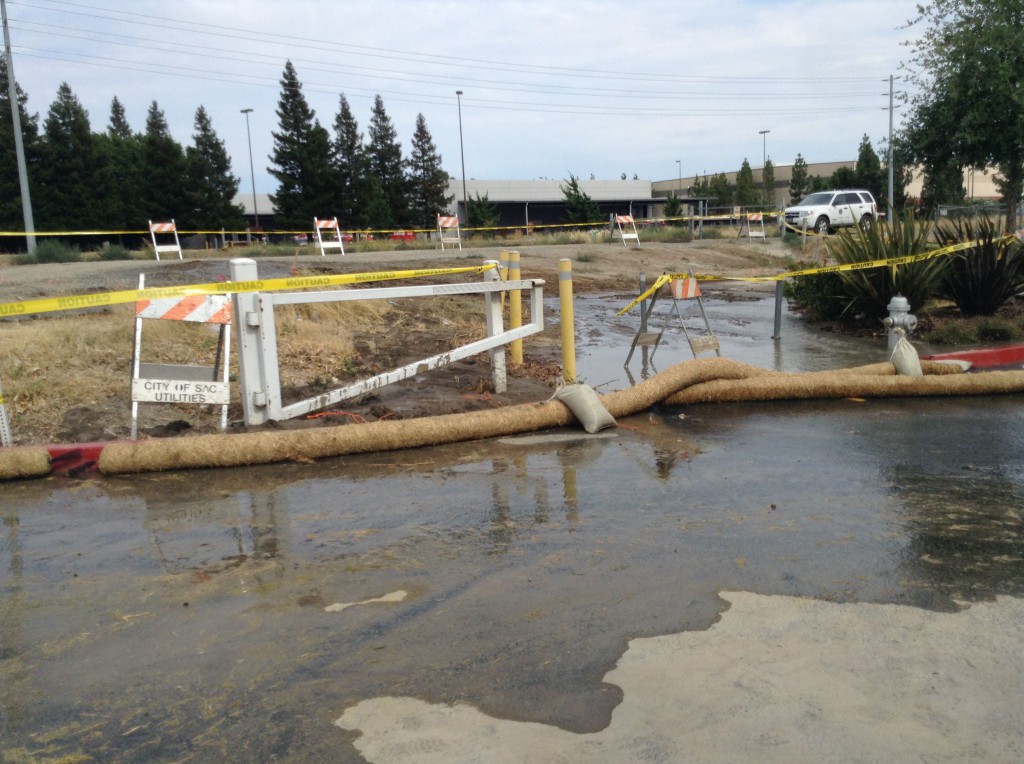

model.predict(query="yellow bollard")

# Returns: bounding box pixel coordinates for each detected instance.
[558,258,577,383]
[509,250,523,366]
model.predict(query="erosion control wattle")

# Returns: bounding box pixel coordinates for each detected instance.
[2,357,1022,481]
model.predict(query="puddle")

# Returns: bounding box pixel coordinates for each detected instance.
[2,287,1023,761]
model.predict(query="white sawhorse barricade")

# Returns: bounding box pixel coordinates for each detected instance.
[437,215,462,250]
[131,276,232,438]
[740,213,766,240]
[229,258,544,426]
[314,217,346,256]
[625,274,720,364]
[616,215,641,247]
[149,220,184,260]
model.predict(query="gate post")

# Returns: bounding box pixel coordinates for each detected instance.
[483,261,507,393]
[230,258,280,425]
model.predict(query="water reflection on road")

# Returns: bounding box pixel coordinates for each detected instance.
[2,289,1023,762]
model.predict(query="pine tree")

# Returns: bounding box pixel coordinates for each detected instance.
[560,174,601,224]
[35,82,109,230]
[0,58,41,242]
[95,96,143,231]
[331,93,369,227]
[709,173,733,208]
[467,191,500,235]
[108,96,132,140]
[407,113,452,228]
[734,159,757,206]
[185,105,243,231]
[762,158,776,207]
[854,135,885,202]
[367,95,408,228]
[268,61,335,230]
[139,101,187,221]
[789,154,811,201]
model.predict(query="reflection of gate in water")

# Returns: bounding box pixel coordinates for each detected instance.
[144,490,286,575]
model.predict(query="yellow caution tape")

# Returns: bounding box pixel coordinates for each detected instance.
[616,236,1007,315]
[0,264,497,319]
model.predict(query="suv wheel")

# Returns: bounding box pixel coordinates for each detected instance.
[859,214,873,232]
[814,216,830,235]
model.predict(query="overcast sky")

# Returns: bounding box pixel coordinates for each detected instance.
[4,0,925,194]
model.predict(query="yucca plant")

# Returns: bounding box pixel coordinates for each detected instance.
[935,216,1024,316]
[829,211,947,322]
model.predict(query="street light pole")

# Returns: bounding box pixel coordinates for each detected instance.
[676,159,681,195]
[456,90,468,225]
[759,129,770,204]
[2,0,35,254]
[240,108,259,231]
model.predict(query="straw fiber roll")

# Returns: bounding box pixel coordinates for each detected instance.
[0,447,51,480]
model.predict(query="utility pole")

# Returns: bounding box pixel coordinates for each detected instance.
[456,90,468,225]
[2,0,35,254]
[888,75,895,218]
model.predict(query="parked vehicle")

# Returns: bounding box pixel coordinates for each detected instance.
[784,190,879,234]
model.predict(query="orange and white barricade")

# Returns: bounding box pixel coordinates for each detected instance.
[625,272,719,365]
[437,214,462,250]
[616,214,640,248]
[314,217,345,256]
[149,219,183,261]
[130,275,232,439]
[742,213,766,240]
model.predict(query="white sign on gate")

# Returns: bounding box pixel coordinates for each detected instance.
[131,379,231,405]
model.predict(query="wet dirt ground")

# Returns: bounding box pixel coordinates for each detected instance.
[2,288,1023,762]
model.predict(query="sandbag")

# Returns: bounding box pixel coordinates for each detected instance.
[552,383,617,433]
[891,335,923,377]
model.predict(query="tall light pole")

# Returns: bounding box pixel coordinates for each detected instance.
[455,90,468,224]
[759,129,770,168]
[759,129,770,204]
[240,108,259,231]
[676,159,681,195]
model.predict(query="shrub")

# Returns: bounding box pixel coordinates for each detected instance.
[98,243,133,261]
[935,216,1024,316]
[783,259,847,320]
[975,316,1022,342]
[828,212,947,322]
[33,240,82,263]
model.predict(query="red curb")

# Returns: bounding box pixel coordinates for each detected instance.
[923,344,1024,369]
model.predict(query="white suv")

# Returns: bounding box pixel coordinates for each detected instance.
[784,190,879,234]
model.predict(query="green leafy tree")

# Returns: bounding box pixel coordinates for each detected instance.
[35,82,110,231]
[139,101,187,221]
[185,105,243,231]
[367,95,408,227]
[901,0,1024,230]
[919,160,965,213]
[762,159,776,207]
[734,159,758,206]
[407,113,452,228]
[0,58,41,244]
[560,173,601,224]
[789,154,811,201]
[331,93,369,228]
[830,165,858,188]
[467,191,500,234]
[269,61,335,230]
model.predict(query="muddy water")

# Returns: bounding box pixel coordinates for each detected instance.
[3,289,1023,762]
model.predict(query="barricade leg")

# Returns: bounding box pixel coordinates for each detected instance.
[230,258,282,425]
[484,261,507,393]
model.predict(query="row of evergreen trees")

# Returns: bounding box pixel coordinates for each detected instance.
[269,61,451,232]
[0,59,243,237]
[0,59,453,244]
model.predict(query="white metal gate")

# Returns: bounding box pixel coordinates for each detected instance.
[229,258,545,426]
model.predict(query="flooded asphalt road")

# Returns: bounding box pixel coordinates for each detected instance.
[2,287,1023,762]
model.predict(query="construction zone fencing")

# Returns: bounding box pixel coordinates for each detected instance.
[229,258,545,426]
